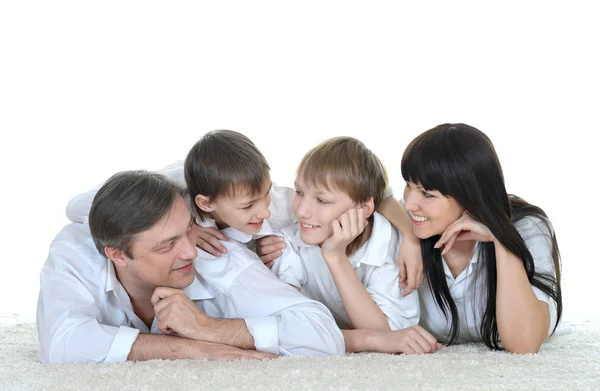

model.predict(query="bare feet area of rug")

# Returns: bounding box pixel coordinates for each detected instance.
[1,314,598,391]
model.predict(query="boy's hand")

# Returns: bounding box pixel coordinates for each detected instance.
[321,208,368,261]
[397,235,424,296]
[256,235,286,269]
[196,226,228,257]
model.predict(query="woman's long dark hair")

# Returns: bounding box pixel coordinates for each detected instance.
[401,123,562,350]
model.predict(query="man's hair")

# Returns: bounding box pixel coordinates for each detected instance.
[184,129,270,221]
[89,170,186,259]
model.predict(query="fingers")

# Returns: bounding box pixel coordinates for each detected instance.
[441,232,460,255]
[260,251,283,264]
[256,235,285,250]
[257,239,286,257]
[238,350,277,361]
[414,326,439,352]
[264,261,274,269]
[151,287,179,306]
[197,228,227,256]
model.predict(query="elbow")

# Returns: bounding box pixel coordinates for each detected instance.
[505,343,542,354]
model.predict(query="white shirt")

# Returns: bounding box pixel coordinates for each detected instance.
[418,216,560,343]
[271,212,420,330]
[37,223,345,363]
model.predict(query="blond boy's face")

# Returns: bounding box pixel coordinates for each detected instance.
[207,179,273,235]
[291,176,357,246]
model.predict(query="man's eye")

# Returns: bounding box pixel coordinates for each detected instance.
[317,198,329,204]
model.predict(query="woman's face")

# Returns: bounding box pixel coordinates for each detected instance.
[402,181,464,239]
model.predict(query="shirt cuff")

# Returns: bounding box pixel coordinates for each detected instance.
[244,316,279,355]
[104,326,140,363]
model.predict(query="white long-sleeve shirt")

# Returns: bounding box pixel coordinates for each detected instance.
[418,216,560,343]
[37,223,345,364]
[271,212,420,331]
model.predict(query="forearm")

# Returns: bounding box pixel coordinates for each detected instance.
[128,334,204,361]
[326,256,390,330]
[199,318,255,350]
[495,242,550,353]
[377,197,415,238]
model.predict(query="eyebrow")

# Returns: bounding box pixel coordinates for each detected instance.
[240,182,272,206]
[151,215,194,251]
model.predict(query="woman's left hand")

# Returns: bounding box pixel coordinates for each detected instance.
[435,212,496,254]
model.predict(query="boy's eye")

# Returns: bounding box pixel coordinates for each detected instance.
[317,198,329,204]
[295,190,304,196]
[242,203,253,210]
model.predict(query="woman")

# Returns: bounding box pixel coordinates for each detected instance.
[401,123,562,353]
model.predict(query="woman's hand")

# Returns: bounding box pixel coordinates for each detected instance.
[435,212,496,254]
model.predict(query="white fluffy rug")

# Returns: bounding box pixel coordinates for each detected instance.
[1,314,598,391]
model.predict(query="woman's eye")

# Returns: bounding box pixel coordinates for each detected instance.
[422,191,433,198]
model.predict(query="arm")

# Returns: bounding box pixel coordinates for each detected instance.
[37,254,140,364]
[436,214,557,353]
[325,256,390,330]
[494,243,550,353]
[342,327,440,354]
[377,197,423,295]
[151,287,255,350]
[321,209,390,331]
[221,249,344,356]
[128,333,273,361]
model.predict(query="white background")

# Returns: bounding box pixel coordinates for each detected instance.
[1,1,598,322]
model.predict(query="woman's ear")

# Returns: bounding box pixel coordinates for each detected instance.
[361,197,375,218]
[195,194,214,213]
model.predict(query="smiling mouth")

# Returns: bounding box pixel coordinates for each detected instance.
[301,222,320,229]
[172,263,193,271]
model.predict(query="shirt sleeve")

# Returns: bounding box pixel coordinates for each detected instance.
[65,161,186,224]
[223,258,344,356]
[364,261,420,330]
[517,217,560,336]
[266,184,298,231]
[384,185,394,199]
[36,245,139,363]
[270,227,307,288]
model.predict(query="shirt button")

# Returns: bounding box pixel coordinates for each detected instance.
[356,262,362,267]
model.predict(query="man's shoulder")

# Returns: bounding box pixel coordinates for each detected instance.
[44,223,107,276]
[193,240,264,291]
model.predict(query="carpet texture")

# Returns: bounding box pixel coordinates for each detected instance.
[1,314,598,391]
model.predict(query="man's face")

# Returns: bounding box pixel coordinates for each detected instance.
[123,195,199,290]
[208,178,272,235]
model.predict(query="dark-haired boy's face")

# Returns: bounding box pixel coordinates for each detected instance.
[403,181,463,240]
[208,179,272,235]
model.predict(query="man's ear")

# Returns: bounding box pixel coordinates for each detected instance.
[361,197,375,219]
[195,194,215,213]
[104,247,128,268]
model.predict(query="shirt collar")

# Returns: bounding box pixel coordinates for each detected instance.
[291,212,390,268]
[202,217,274,244]
[105,258,120,293]
[105,257,214,301]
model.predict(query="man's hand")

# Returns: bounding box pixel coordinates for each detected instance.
[196,226,228,257]
[397,235,424,296]
[151,287,211,340]
[256,235,286,269]
[191,340,277,361]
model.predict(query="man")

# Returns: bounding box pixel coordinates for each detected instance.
[37,170,345,363]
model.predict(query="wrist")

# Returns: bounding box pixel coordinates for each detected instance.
[193,313,218,341]
[322,251,347,266]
